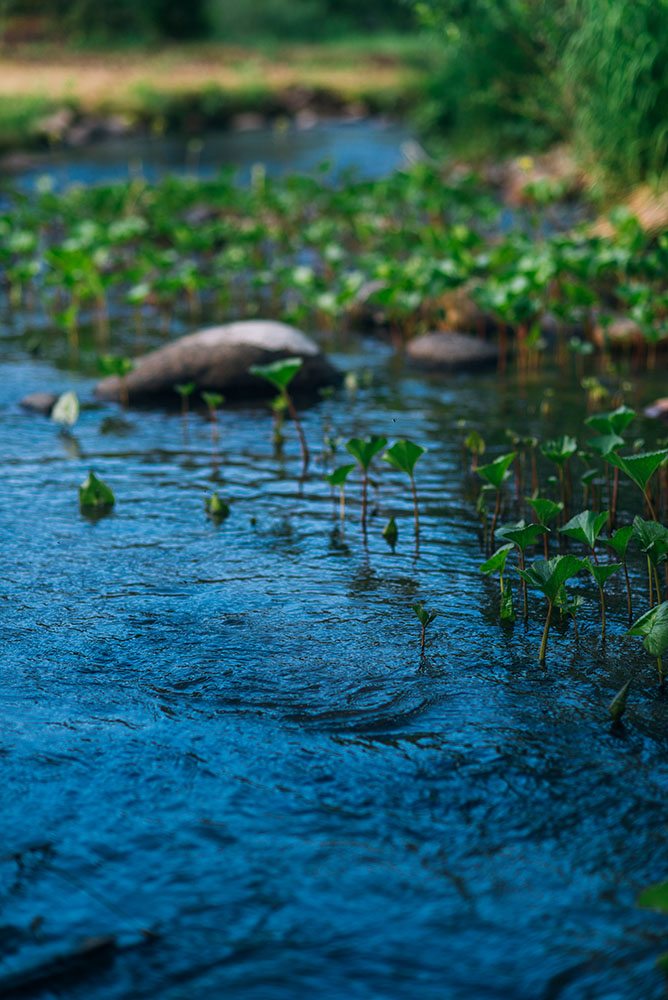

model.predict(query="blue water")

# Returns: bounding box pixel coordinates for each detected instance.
[2,327,668,997]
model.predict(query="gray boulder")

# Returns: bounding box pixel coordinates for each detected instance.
[95,321,340,404]
[406,331,498,372]
[20,391,58,415]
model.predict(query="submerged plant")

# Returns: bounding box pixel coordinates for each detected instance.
[325,463,355,523]
[205,491,230,521]
[382,516,399,552]
[383,439,426,539]
[627,601,668,684]
[250,357,309,475]
[519,555,584,665]
[345,435,388,532]
[412,602,438,656]
[79,471,115,513]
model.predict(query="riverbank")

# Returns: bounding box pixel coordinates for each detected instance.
[0,37,433,153]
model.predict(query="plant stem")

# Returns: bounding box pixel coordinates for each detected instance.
[490,489,502,552]
[286,395,310,476]
[599,586,606,642]
[539,600,553,665]
[361,471,368,533]
[658,656,664,686]
[410,474,420,541]
[623,560,632,622]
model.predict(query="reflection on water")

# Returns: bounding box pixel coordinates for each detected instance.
[1,332,668,998]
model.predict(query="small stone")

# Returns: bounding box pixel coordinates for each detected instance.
[644,398,668,420]
[20,392,58,415]
[406,331,498,372]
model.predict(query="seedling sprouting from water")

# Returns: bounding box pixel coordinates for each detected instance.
[560,510,609,562]
[496,520,547,618]
[325,463,355,523]
[202,391,224,424]
[412,602,437,656]
[250,357,309,475]
[345,435,388,532]
[586,559,621,641]
[527,496,563,557]
[99,354,134,408]
[51,390,79,429]
[476,451,516,546]
[606,524,634,621]
[464,429,485,472]
[541,435,577,511]
[79,471,115,513]
[519,555,584,664]
[175,381,196,418]
[608,679,631,725]
[480,543,515,621]
[555,587,584,639]
[627,601,668,684]
[383,516,398,552]
[205,491,230,522]
[607,449,668,521]
[383,439,426,539]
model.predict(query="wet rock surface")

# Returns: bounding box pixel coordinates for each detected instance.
[95,320,340,404]
[19,391,58,415]
[406,331,498,371]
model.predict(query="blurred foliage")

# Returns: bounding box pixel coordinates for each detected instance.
[414,0,668,186]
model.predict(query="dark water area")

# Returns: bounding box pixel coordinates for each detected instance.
[0,122,667,998]
[2,330,668,998]
[5,120,416,192]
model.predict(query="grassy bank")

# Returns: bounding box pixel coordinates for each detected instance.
[0,36,434,153]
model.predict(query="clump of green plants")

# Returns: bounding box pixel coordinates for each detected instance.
[480,542,515,622]
[519,555,584,664]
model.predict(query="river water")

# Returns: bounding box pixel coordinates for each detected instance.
[1,123,667,999]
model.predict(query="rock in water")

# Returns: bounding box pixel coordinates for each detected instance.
[20,391,58,415]
[406,331,498,372]
[95,321,340,404]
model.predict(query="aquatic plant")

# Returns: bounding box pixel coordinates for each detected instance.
[527,496,563,557]
[51,390,79,428]
[586,559,621,641]
[250,357,309,475]
[463,429,485,472]
[175,381,196,418]
[382,516,399,552]
[480,543,515,621]
[560,509,609,561]
[79,471,115,512]
[632,517,668,608]
[412,602,438,656]
[541,435,577,511]
[609,679,631,725]
[325,463,355,523]
[627,601,668,684]
[99,355,134,408]
[496,520,547,618]
[383,439,426,539]
[345,435,388,532]
[519,555,584,664]
[205,492,230,521]
[605,524,634,621]
[476,451,516,544]
[607,449,668,522]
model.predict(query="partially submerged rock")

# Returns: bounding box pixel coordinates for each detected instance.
[20,391,58,415]
[95,321,340,404]
[406,331,498,371]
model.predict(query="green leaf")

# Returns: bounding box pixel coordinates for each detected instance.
[325,463,355,487]
[587,432,624,457]
[202,391,224,410]
[609,679,631,724]
[500,581,515,621]
[607,449,668,492]
[175,381,196,398]
[382,516,398,550]
[527,496,563,525]
[98,354,133,378]
[519,555,584,602]
[496,519,547,552]
[627,602,668,657]
[477,451,516,489]
[205,491,230,520]
[250,356,303,392]
[560,510,609,550]
[51,390,79,428]
[632,516,668,567]
[480,543,514,576]
[464,430,485,456]
[383,439,426,477]
[541,435,577,466]
[606,525,634,559]
[345,435,388,471]
[585,405,636,436]
[587,559,621,588]
[412,602,437,626]
[638,881,668,913]
[79,471,115,510]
